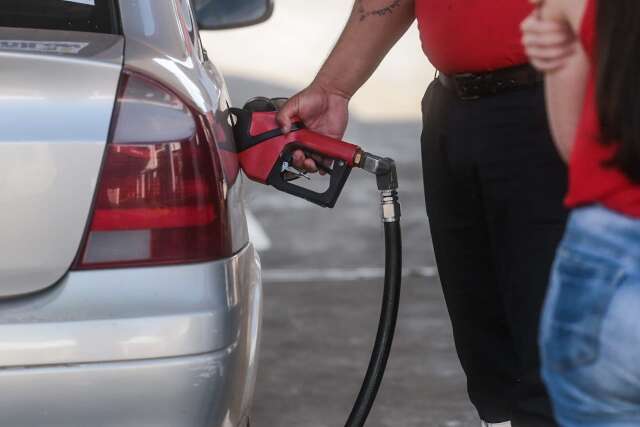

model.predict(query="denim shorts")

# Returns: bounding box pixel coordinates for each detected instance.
[541,205,640,426]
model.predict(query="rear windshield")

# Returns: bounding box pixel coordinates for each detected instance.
[0,0,119,34]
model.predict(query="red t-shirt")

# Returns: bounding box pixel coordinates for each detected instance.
[564,0,640,216]
[415,0,533,74]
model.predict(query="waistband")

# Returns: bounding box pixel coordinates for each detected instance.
[563,204,640,264]
[438,64,542,101]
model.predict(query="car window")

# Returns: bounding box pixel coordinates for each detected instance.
[0,0,120,34]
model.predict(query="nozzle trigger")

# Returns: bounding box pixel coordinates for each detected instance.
[281,161,311,181]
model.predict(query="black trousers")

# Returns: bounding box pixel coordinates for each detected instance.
[421,80,568,426]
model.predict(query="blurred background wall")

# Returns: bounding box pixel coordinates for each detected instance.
[202,0,434,121]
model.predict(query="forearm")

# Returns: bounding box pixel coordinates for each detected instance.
[314,0,416,97]
[544,44,589,161]
[535,0,590,161]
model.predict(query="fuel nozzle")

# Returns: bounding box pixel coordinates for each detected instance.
[356,151,401,223]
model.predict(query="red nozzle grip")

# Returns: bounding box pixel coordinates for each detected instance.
[248,112,359,165]
[285,129,359,166]
[238,111,360,184]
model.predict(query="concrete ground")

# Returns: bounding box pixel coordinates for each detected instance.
[253,278,478,427]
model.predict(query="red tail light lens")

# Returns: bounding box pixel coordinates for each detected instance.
[73,71,230,270]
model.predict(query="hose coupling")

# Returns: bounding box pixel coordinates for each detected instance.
[380,190,401,223]
[356,151,398,192]
[355,151,401,223]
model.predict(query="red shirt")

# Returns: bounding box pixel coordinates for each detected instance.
[565,0,640,216]
[415,0,533,74]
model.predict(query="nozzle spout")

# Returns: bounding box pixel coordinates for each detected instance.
[356,151,398,191]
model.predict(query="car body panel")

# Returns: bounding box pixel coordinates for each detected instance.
[0,244,260,367]
[0,352,241,427]
[0,28,123,298]
[0,244,262,427]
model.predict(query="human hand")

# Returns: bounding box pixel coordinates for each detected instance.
[521,8,577,72]
[276,83,349,173]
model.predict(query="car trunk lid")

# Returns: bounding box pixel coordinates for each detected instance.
[0,28,123,297]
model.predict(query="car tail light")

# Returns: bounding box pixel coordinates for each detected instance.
[73,71,231,270]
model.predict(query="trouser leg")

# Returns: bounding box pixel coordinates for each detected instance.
[421,81,518,423]
[421,81,566,426]
[474,85,567,427]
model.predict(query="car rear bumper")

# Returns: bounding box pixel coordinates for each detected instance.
[0,244,262,427]
[0,351,248,427]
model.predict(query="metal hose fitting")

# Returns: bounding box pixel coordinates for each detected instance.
[356,151,401,223]
[380,190,401,223]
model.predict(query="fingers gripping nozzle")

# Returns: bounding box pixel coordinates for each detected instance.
[231,100,360,208]
[232,97,401,219]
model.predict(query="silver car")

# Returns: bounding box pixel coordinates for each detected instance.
[0,1,271,425]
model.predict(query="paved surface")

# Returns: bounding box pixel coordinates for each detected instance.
[221,76,479,426]
[252,278,478,427]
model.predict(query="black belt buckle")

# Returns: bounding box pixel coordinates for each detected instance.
[454,73,488,101]
[440,65,541,101]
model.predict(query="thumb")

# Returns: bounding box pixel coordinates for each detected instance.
[276,96,299,134]
[521,13,535,31]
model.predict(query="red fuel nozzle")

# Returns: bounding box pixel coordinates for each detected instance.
[231,108,361,208]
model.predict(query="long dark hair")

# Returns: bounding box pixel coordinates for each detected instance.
[597,0,640,182]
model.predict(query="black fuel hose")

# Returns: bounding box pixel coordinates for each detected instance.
[344,220,402,427]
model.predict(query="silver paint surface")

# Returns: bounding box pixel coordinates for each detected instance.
[0,28,124,297]
[0,244,259,366]
[0,244,262,426]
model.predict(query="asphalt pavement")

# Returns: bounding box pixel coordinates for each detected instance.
[224,76,479,427]
[253,278,478,427]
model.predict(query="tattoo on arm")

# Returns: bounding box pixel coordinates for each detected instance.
[357,0,402,22]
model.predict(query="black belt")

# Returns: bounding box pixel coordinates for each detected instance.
[438,64,543,100]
